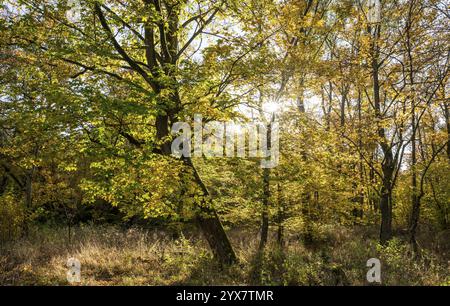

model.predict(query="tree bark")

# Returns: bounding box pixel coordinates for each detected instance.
[379,177,393,244]
[276,182,284,247]
[444,101,450,161]
[405,7,420,252]
[371,24,394,244]
[182,157,237,265]
[258,121,272,251]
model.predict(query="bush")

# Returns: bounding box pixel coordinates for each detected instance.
[377,238,448,285]
[0,192,24,242]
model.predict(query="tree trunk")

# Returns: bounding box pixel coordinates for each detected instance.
[405,6,420,253]
[444,101,450,161]
[379,180,393,244]
[409,194,421,254]
[340,84,348,127]
[357,89,364,218]
[155,94,237,266]
[183,157,237,265]
[276,182,284,247]
[259,166,270,251]
[258,121,272,251]
[371,24,394,244]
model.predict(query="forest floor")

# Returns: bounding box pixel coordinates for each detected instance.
[0,224,448,286]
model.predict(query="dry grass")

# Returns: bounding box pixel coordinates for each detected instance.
[0,224,448,285]
[0,225,250,285]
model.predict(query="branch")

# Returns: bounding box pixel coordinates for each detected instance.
[419,141,448,197]
[94,2,157,91]
[177,8,220,58]
[100,4,145,41]
[340,132,384,179]
[62,57,152,95]
[1,163,24,190]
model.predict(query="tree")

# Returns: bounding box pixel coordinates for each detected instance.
[2,0,279,265]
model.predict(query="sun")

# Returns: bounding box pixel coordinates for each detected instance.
[263,101,279,114]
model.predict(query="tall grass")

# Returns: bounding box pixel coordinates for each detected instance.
[0,224,448,285]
